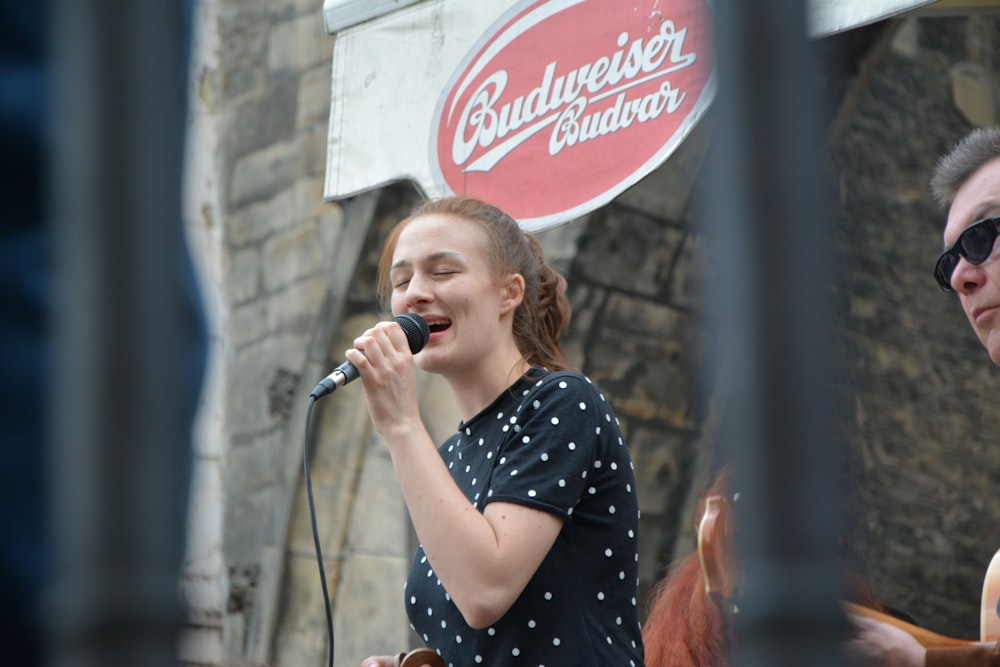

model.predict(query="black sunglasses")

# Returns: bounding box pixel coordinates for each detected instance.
[934,216,1000,292]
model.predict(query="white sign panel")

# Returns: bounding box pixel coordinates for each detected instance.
[325,0,714,231]
[807,0,937,36]
[325,0,513,208]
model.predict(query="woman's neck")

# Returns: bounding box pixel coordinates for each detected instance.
[445,351,532,422]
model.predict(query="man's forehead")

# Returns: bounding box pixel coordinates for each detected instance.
[944,159,1000,243]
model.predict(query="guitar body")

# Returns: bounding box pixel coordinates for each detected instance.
[697,494,738,606]
[397,648,444,667]
[982,548,1000,641]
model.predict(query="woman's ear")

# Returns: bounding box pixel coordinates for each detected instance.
[500,273,526,316]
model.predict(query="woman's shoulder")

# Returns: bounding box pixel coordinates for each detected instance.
[522,369,609,403]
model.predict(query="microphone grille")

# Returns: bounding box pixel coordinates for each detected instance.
[393,313,431,354]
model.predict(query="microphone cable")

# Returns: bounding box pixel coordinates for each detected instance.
[303,394,335,667]
[300,314,428,667]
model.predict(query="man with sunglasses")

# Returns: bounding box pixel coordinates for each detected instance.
[846,126,1000,666]
[933,128,1000,366]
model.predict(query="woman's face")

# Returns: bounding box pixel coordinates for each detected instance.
[388,214,518,377]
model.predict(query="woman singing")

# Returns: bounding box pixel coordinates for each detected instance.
[350,196,644,667]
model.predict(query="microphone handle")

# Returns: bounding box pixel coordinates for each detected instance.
[311,360,358,398]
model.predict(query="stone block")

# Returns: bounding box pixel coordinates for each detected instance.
[216,0,268,101]
[268,13,334,74]
[184,457,225,575]
[586,295,699,428]
[223,484,275,556]
[535,216,587,275]
[271,554,339,667]
[950,61,996,128]
[227,245,260,304]
[267,274,328,336]
[333,553,413,666]
[316,205,347,258]
[225,429,283,496]
[298,63,334,129]
[229,299,269,348]
[572,208,685,297]
[271,0,325,21]
[295,176,334,222]
[348,444,410,557]
[563,283,604,366]
[635,512,674,595]
[667,231,707,310]
[229,138,304,208]
[890,17,919,59]
[302,122,332,177]
[261,220,325,292]
[417,372,462,444]
[227,333,310,436]
[626,428,688,517]
[287,482,353,557]
[613,119,710,220]
[229,186,297,246]
[222,75,298,162]
[182,571,226,627]
[178,625,224,666]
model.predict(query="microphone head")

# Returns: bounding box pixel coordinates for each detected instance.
[393,313,430,354]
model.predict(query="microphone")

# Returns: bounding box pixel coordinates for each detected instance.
[310,313,430,399]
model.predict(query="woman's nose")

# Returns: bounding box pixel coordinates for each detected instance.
[404,273,432,305]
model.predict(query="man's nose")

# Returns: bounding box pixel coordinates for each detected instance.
[951,256,986,293]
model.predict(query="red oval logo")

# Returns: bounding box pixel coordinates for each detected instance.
[431,0,715,229]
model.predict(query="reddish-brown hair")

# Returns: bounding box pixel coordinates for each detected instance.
[377,196,572,371]
[642,469,735,667]
[641,467,887,667]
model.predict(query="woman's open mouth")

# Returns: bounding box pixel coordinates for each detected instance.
[427,319,452,334]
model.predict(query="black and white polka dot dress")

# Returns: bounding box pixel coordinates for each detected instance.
[405,369,644,667]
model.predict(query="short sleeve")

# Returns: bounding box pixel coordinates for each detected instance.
[484,374,603,520]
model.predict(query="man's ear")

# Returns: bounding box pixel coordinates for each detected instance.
[500,273,526,316]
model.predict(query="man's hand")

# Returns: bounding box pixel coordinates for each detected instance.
[844,614,926,667]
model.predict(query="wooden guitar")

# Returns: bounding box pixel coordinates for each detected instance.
[982,549,1000,642]
[395,648,444,667]
[696,492,995,648]
[395,647,444,667]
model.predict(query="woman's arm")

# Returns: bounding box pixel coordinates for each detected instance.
[346,321,563,628]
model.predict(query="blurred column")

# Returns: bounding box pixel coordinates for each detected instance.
[703,1,849,666]
[47,2,206,666]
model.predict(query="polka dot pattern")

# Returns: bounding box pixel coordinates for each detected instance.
[404,369,643,666]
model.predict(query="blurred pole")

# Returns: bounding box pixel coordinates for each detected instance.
[703,2,849,666]
[47,2,205,666]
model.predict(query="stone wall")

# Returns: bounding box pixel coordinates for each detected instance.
[181,3,1000,665]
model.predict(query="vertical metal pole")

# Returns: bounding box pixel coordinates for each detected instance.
[704,2,848,666]
[47,2,204,666]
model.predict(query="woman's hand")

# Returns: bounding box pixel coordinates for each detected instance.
[360,656,397,667]
[361,651,440,667]
[345,319,422,440]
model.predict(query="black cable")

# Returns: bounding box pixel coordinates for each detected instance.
[304,394,335,667]
[301,315,427,667]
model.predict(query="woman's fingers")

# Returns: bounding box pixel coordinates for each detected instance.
[360,655,396,667]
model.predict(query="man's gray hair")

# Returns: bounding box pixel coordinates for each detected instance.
[930,126,1000,208]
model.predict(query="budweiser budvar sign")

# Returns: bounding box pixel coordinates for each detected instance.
[431,0,714,229]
